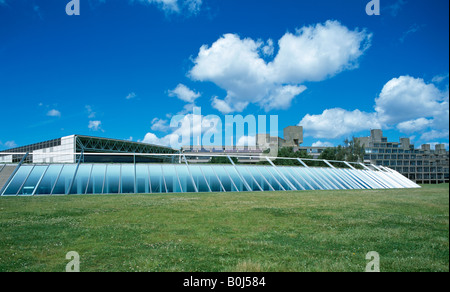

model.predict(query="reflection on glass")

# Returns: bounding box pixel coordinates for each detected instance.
[2,166,33,196]
[190,165,211,192]
[223,166,244,192]
[266,167,292,190]
[214,166,234,192]
[18,166,47,195]
[52,164,78,195]
[289,168,314,190]
[279,167,304,191]
[237,166,262,192]
[104,165,120,194]
[176,165,197,193]
[35,165,63,195]
[162,165,182,193]
[149,165,166,193]
[307,168,333,190]
[258,167,283,191]
[136,164,150,194]
[247,166,273,191]
[202,166,224,192]
[316,168,343,189]
[86,164,106,194]
[121,164,135,194]
[69,165,93,195]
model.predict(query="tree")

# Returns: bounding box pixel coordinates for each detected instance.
[273,147,313,166]
[209,156,238,164]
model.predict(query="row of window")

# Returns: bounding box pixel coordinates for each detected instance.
[0,163,418,196]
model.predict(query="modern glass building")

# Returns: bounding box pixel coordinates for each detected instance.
[0,152,420,196]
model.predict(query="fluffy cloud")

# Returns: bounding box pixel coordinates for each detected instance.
[299,75,449,142]
[420,130,450,141]
[151,118,170,132]
[142,113,221,148]
[0,140,17,149]
[312,141,334,148]
[47,109,61,117]
[190,21,372,113]
[88,120,103,132]
[432,73,449,84]
[375,76,447,125]
[397,118,433,134]
[126,92,137,100]
[135,0,202,14]
[299,108,381,139]
[168,84,201,103]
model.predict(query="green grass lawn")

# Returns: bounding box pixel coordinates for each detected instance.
[0,184,448,272]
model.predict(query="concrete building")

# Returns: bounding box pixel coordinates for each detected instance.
[357,130,449,184]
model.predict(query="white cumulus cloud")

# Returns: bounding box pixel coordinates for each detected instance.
[299,108,381,139]
[88,120,103,132]
[47,109,61,117]
[298,75,449,142]
[189,20,372,113]
[168,84,201,103]
[312,141,335,148]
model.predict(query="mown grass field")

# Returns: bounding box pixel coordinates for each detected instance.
[0,184,448,272]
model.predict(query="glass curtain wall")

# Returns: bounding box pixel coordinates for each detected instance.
[1,163,421,196]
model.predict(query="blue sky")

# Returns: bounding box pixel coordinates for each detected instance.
[0,0,448,150]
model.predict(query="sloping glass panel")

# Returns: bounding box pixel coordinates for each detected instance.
[35,164,63,195]
[301,168,330,190]
[121,164,135,194]
[213,166,236,192]
[258,167,284,191]
[18,166,47,196]
[201,165,224,192]
[149,165,166,193]
[344,169,372,189]
[69,165,93,195]
[246,166,274,191]
[190,165,211,192]
[266,167,292,190]
[223,166,246,192]
[278,167,305,191]
[237,166,262,192]
[309,168,340,189]
[86,164,106,194]
[175,165,197,193]
[104,165,120,194]
[162,165,182,193]
[324,169,349,189]
[360,170,388,189]
[2,165,33,196]
[52,164,78,195]
[289,167,315,190]
[135,164,150,194]
[331,169,359,189]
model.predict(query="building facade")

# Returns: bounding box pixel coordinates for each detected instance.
[0,135,178,164]
[357,130,449,184]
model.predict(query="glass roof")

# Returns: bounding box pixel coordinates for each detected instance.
[0,162,420,196]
